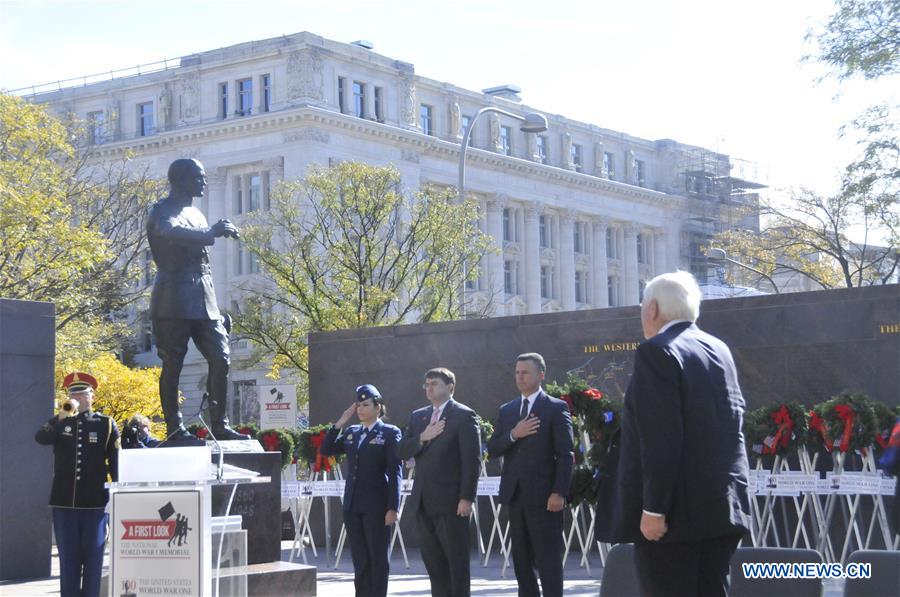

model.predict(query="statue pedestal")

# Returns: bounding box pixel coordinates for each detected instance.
[212,451,282,564]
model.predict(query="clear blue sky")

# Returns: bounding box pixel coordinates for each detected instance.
[1,0,895,199]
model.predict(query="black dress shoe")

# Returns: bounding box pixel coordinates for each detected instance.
[213,426,251,441]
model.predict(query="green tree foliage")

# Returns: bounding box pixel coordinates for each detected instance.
[236,161,493,386]
[713,188,898,290]
[0,94,164,359]
[807,0,900,81]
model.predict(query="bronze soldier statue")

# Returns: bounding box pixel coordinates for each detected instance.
[147,158,249,441]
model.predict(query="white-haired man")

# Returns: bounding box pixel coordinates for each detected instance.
[607,271,751,596]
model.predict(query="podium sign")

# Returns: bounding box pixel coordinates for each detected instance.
[110,489,206,596]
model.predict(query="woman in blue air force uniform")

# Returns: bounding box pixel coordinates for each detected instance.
[320,384,402,597]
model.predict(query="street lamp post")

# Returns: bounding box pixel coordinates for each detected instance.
[707,247,780,294]
[457,107,548,316]
[457,107,548,203]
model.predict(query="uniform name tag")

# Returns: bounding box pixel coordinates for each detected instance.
[89,432,98,443]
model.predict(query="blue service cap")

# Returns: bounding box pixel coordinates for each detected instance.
[355,384,382,402]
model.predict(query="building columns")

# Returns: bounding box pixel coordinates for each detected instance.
[592,218,609,308]
[485,195,506,314]
[524,202,542,314]
[654,230,667,276]
[623,224,640,305]
[559,211,576,311]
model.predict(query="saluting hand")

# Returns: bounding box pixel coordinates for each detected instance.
[511,414,540,440]
[336,403,357,428]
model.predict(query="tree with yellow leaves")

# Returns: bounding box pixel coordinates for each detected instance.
[56,352,167,438]
[0,94,165,359]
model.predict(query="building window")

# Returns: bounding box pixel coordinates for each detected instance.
[503,208,518,242]
[606,227,616,259]
[536,135,548,164]
[261,74,271,113]
[87,110,105,144]
[248,174,261,212]
[540,266,550,299]
[461,114,472,141]
[635,159,646,186]
[571,144,583,172]
[353,81,365,118]
[249,252,260,274]
[574,222,588,254]
[237,78,253,116]
[374,87,384,122]
[218,82,228,119]
[500,125,511,155]
[338,77,347,114]
[420,104,433,135]
[575,270,587,303]
[142,249,153,286]
[639,279,647,302]
[608,276,618,306]
[465,261,478,290]
[504,260,516,294]
[235,244,244,275]
[233,176,242,214]
[637,233,648,264]
[138,102,154,137]
[604,152,615,179]
[140,310,153,352]
[539,215,548,248]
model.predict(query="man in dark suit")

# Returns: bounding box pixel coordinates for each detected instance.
[397,368,480,597]
[487,353,574,597]
[320,384,401,597]
[608,271,751,597]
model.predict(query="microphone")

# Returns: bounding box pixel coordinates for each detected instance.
[197,392,225,482]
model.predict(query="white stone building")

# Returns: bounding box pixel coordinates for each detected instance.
[20,31,764,416]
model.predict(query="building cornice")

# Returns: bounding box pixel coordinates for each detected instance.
[87,105,683,209]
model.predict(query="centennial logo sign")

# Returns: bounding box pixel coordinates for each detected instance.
[258,384,297,430]
[111,491,202,596]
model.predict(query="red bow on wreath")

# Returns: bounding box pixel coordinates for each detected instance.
[583,388,604,400]
[763,405,794,455]
[809,411,833,452]
[834,404,855,453]
[876,431,889,450]
[309,430,333,472]
[261,433,280,453]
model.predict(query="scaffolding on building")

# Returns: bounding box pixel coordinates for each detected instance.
[678,147,768,282]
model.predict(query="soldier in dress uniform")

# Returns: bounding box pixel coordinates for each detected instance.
[320,384,402,597]
[35,372,120,597]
